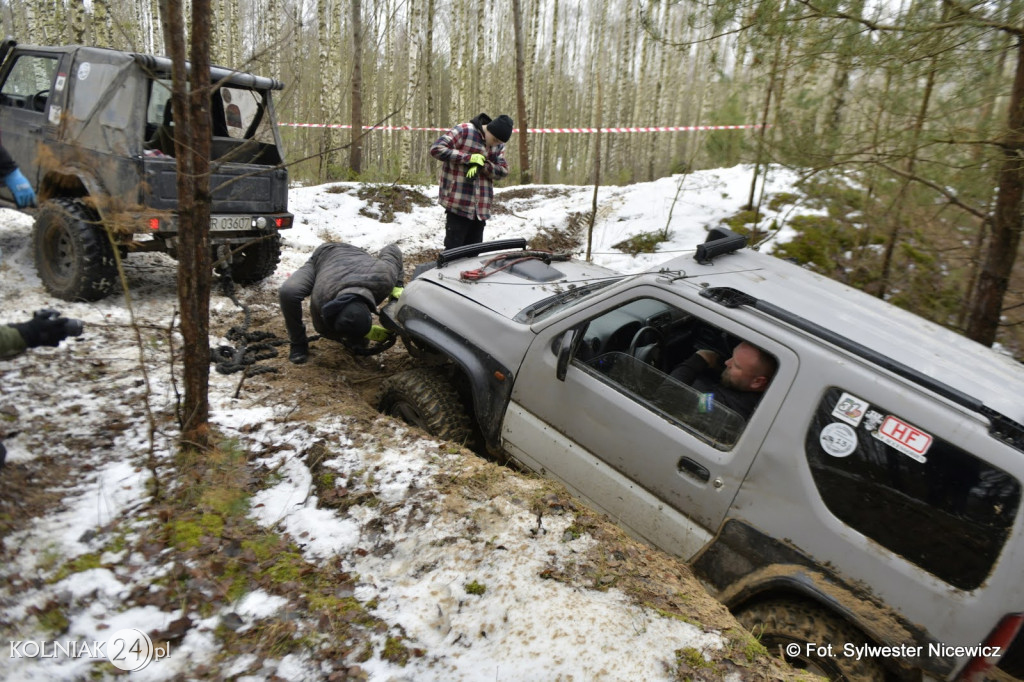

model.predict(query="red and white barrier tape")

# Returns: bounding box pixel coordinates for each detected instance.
[278,123,768,133]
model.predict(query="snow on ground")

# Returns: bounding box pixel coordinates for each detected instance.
[0,165,803,681]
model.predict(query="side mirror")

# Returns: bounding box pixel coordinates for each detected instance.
[556,328,579,381]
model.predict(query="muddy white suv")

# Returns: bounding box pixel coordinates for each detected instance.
[377,231,1024,681]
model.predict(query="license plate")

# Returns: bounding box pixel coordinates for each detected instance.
[210,215,252,231]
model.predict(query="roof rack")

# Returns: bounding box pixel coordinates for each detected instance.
[699,285,1024,453]
[436,238,528,268]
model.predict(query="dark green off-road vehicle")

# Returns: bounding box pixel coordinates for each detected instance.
[0,38,292,300]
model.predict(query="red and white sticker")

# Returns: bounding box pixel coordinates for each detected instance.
[873,416,933,463]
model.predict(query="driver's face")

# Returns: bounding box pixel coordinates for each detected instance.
[720,342,767,393]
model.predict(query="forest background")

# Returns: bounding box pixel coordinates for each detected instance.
[2,0,1024,360]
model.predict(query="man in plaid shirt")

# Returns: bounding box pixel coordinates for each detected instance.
[429,113,513,249]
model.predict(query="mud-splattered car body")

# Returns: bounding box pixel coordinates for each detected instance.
[379,234,1024,681]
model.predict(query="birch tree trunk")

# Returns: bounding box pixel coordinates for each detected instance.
[350,0,364,174]
[511,0,531,183]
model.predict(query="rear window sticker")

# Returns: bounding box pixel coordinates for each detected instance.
[820,422,858,458]
[873,415,933,463]
[48,105,61,125]
[862,410,885,432]
[832,392,869,427]
[77,62,91,80]
[55,74,66,91]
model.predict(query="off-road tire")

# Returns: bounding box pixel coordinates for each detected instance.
[229,235,281,284]
[376,368,473,444]
[33,198,118,301]
[738,599,886,681]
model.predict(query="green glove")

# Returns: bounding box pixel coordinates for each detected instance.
[390,286,404,299]
[365,325,391,342]
[466,153,486,179]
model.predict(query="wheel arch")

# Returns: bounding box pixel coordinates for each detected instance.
[693,519,947,680]
[389,306,514,450]
[39,167,99,205]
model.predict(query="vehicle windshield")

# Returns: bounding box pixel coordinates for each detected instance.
[514,277,624,323]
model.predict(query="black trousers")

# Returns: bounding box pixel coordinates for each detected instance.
[444,211,486,250]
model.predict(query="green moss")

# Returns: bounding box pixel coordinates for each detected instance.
[265,551,306,583]
[51,552,102,582]
[241,533,282,562]
[168,513,224,550]
[722,209,761,232]
[382,635,410,666]
[355,642,374,663]
[676,646,714,670]
[37,605,69,635]
[465,580,486,596]
[612,231,667,256]
[766,192,800,211]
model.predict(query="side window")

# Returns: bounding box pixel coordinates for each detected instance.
[571,298,777,450]
[806,387,1021,590]
[147,79,172,129]
[0,55,59,112]
[69,62,121,122]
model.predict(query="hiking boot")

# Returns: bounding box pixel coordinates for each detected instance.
[288,343,309,364]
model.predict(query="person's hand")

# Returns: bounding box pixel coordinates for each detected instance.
[390,286,404,299]
[365,325,391,342]
[696,349,721,367]
[4,168,36,208]
[465,153,486,179]
[8,315,70,348]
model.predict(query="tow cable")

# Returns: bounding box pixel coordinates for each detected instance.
[460,250,571,281]
[210,269,286,377]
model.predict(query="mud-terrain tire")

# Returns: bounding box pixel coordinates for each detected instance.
[738,599,886,681]
[376,368,473,444]
[229,235,281,284]
[33,198,118,301]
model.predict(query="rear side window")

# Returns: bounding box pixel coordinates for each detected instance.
[806,387,1020,590]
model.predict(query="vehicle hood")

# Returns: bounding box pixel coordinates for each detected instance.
[409,255,622,321]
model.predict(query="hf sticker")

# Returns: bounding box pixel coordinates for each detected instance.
[873,415,933,463]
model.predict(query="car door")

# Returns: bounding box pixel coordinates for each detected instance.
[0,49,61,189]
[502,283,796,559]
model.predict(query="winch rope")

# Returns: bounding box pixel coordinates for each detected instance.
[211,271,287,376]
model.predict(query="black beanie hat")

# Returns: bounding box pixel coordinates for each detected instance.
[322,294,372,340]
[487,114,514,143]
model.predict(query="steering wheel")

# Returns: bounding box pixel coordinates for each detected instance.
[32,89,50,112]
[628,325,664,367]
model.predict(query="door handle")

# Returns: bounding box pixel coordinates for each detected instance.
[677,457,710,483]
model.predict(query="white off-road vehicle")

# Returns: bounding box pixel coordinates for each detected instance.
[377,231,1024,681]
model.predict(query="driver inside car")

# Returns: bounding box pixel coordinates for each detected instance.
[668,341,776,420]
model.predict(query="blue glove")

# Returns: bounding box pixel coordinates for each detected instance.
[4,168,35,208]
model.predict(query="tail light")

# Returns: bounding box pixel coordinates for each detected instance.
[958,614,1024,680]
